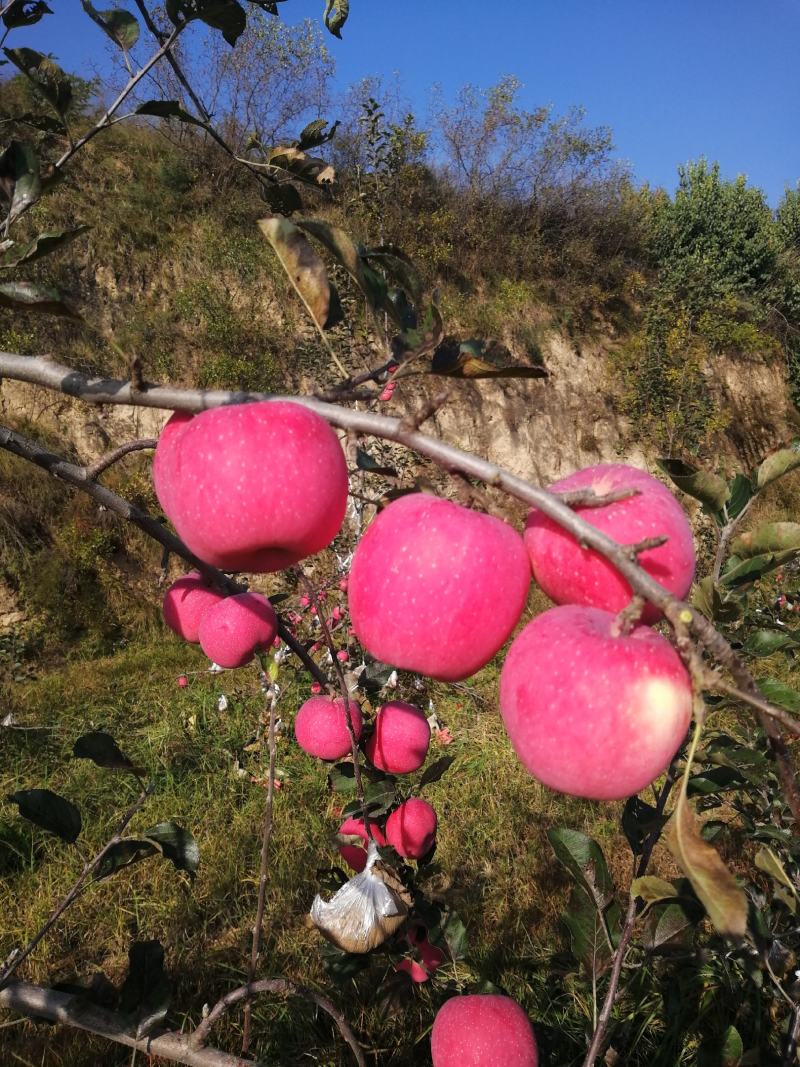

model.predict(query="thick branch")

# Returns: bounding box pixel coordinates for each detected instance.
[189,978,365,1067]
[0,353,797,818]
[0,981,262,1067]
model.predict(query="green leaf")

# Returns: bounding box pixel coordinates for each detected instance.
[431,338,547,381]
[691,576,739,623]
[394,303,444,362]
[259,180,303,215]
[355,448,397,478]
[7,788,81,843]
[727,473,753,519]
[754,846,798,896]
[731,522,800,558]
[643,900,696,950]
[143,821,199,877]
[563,884,614,974]
[656,458,730,514]
[197,0,246,44]
[720,549,799,587]
[720,1025,744,1067]
[0,226,89,269]
[327,763,357,794]
[757,447,800,489]
[73,730,138,772]
[93,839,158,881]
[135,99,205,127]
[759,678,800,712]
[0,140,40,219]
[0,281,81,318]
[442,910,468,960]
[298,118,340,151]
[664,796,747,937]
[622,796,666,854]
[258,216,331,331]
[80,1,139,49]
[3,47,72,117]
[630,876,679,904]
[323,0,348,37]
[418,756,455,788]
[547,828,616,902]
[687,765,745,796]
[362,246,422,303]
[2,0,53,29]
[118,940,172,1039]
[742,629,796,657]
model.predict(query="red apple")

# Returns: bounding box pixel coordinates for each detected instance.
[337,816,387,872]
[385,798,437,859]
[152,401,348,572]
[366,701,431,774]
[162,571,224,643]
[524,463,695,623]
[499,605,692,800]
[294,695,363,760]
[348,494,530,681]
[197,592,278,669]
[431,995,538,1067]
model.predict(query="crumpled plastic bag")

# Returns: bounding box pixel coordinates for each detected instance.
[310,841,411,953]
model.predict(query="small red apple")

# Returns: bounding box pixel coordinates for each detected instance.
[366,701,430,774]
[337,816,387,872]
[197,592,278,669]
[524,463,695,622]
[162,571,224,643]
[153,402,349,573]
[294,696,363,760]
[499,604,692,800]
[431,994,538,1067]
[348,494,531,681]
[385,798,437,859]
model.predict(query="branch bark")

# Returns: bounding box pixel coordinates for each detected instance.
[0,981,263,1067]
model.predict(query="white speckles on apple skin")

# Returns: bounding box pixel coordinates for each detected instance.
[348,494,531,681]
[524,463,696,624]
[152,402,349,573]
[499,604,692,801]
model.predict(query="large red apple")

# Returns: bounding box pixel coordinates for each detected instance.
[499,605,692,800]
[431,994,539,1067]
[524,463,695,623]
[162,571,224,643]
[294,695,363,761]
[385,798,437,859]
[197,592,278,669]
[152,402,348,572]
[366,701,430,774]
[348,494,530,681]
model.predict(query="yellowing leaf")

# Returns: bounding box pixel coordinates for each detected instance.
[664,797,747,937]
[258,216,330,331]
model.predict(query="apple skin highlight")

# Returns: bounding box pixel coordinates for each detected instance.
[153,401,349,573]
[499,604,692,800]
[525,463,695,623]
[349,493,531,681]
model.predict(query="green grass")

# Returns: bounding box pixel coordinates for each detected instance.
[1,627,660,1066]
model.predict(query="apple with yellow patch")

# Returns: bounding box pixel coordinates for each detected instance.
[499,605,692,800]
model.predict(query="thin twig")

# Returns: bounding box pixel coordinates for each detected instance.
[0,783,154,990]
[189,978,365,1066]
[84,438,157,479]
[241,676,278,1057]
[712,678,800,737]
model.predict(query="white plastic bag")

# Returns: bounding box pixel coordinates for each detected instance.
[310,842,411,953]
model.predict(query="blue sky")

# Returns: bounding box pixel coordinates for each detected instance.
[12,0,800,204]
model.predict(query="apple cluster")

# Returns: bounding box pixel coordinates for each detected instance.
[153,402,696,804]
